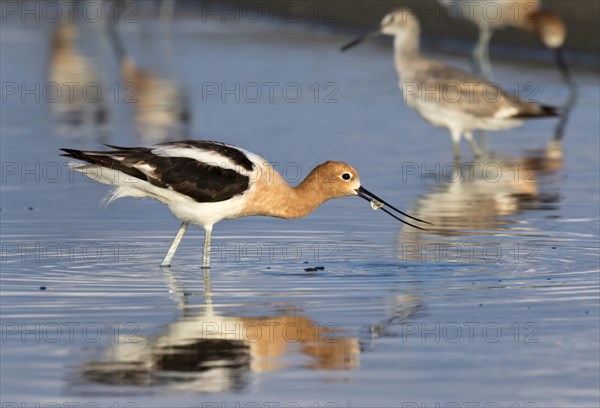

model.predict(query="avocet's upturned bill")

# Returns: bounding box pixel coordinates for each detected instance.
[61,140,430,268]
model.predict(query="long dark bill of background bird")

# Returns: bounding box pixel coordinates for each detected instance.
[340,29,381,52]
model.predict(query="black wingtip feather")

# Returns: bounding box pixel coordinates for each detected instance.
[103,144,137,150]
[542,105,560,117]
[60,147,152,182]
[59,148,100,166]
[515,105,560,119]
[60,148,86,160]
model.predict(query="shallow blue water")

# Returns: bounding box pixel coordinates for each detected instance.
[1,7,599,408]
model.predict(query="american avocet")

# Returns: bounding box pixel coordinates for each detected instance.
[341,8,559,159]
[438,0,572,85]
[61,140,429,267]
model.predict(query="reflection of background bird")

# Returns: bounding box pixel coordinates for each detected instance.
[438,0,572,85]
[364,294,425,340]
[80,268,359,392]
[107,2,190,143]
[48,20,107,138]
[398,141,563,261]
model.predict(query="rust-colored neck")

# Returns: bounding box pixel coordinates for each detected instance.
[239,167,331,220]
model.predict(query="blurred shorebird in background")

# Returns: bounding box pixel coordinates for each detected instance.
[342,8,559,159]
[107,0,190,142]
[437,0,573,87]
[48,20,107,137]
[61,140,430,268]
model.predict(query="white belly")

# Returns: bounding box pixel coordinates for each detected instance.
[165,193,247,228]
[402,86,523,134]
[71,164,248,229]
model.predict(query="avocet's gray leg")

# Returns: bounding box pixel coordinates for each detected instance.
[161,222,188,267]
[464,131,483,157]
[202,226,213,269]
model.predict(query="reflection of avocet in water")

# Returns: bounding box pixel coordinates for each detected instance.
[80,268,360,392]
[48,21,107,138]
[107,3,190,143]
[397,141,563,262]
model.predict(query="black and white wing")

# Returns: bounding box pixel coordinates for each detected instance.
[61,140,256,203]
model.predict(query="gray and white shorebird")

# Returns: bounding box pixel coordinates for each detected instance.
[61,140,429,268]
[437,0,572,85]
[342,8,559,159]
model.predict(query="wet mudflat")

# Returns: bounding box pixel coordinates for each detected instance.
[1,10,599,408]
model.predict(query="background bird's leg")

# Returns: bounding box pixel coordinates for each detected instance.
[473,26,493,80]
[161,222,188,267]
[159,0,175,31]
[464,131,483,157]
[451,130,462,161]
[202,227,213,269]
[471,24,495,150]
[554,86,578,141]
[476,131,490,153]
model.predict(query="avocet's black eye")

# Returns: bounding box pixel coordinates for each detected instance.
[342,173,351,181]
